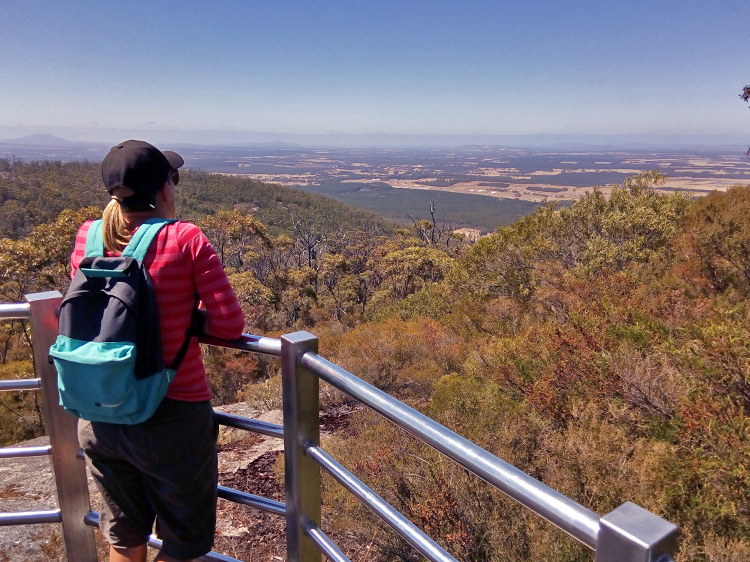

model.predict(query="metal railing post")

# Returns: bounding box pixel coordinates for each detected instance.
[594,502,678,562]
[281,331,322,562]
[26,291,97,562]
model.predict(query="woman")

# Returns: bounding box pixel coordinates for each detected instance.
[74,140,244,562]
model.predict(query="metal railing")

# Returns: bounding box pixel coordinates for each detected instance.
[0,292,679,562]
[0,292,97,559]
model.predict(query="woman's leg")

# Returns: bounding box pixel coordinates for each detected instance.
[109,544,147,562]
[140,400,218,560]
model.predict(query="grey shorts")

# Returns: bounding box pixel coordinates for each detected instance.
[78,399,219,560]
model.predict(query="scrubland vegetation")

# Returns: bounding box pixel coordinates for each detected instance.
[2,159,750,561]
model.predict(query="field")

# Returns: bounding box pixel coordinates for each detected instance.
[3,139,749,232]
[299,179,542,232]
[194,145,750,231]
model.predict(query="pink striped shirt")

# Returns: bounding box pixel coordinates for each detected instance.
[71,220,244,401]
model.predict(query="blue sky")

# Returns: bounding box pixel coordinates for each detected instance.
[2,1,749,146]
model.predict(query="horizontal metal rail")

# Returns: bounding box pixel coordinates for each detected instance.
[0,509,62,526]
[201,333,282,356]
[164,538,240,562]
[304,519,349,562]
[0,378,42,391]
[300,351,601,550]
[305,443,457,562]
[0,302,30,320]
[214,411,284,439]
[84,511,242,561]
[0,445,52,459]
[217,485,286,517]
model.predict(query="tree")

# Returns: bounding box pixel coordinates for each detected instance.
[317,253,358,322]
[742,85,750,155]
[673,185,750,295]
[290,212,325,270]
[197,209,268,271]
[27,206,101,292]
[406,197,464,250]
[0,161,105,239]
[449,228,538,304]
[549,171,690,273]
[369,245,454,307]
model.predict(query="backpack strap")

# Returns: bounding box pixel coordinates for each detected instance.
[170,303,201,372]
[121,218,176,260]
[82,218,176,259]
[120,218,191,371]
[84,220,105,258]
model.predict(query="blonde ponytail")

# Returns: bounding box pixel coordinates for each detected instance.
[102,199,132,253]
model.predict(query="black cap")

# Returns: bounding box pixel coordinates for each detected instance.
[102,140,183,209]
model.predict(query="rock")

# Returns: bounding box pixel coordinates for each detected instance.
[0,436,67,561]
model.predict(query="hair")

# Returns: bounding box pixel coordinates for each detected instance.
[102,199,132,253]
[102,178,173,253]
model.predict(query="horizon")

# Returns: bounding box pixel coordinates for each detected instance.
[3,1,749,144]
[1,130,748,152]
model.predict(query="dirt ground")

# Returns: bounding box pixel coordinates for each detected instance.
[212,403,364,561]
[389,175,739,203]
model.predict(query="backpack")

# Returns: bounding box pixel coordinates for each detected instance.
[50,218,192,424]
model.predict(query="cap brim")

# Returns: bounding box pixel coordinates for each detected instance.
[162,150,184,170]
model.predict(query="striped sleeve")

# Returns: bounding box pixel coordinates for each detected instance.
[183,225,245,340]
[70,221,94,278]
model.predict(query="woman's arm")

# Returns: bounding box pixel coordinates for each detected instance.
[186,225,245,340]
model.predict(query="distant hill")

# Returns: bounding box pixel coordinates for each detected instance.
[0,134,85,146]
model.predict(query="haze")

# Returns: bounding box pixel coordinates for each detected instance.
[2,1,748,148]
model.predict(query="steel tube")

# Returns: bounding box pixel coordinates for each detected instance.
[85,511,242,561]
[217,485,286,517]
[306,443,457,562]
[213,411,284,439]
[0,379,42,391]
[146,536,242,561]
[0,445,52,459]
[0,303,30,320]
[301,352,601,549]
[200,333,282,356]
[195,549,243,561]
[282,332,322,562]
[304,520,350,562]
[0,509,62,525]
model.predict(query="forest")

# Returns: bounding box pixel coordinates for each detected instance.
[1,159,749,561]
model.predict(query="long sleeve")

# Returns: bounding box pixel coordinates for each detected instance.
[186,227,245,340]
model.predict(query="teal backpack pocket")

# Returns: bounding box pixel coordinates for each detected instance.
[51,336,140,420]
[50,335,176,424]
[127,368,175,424]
